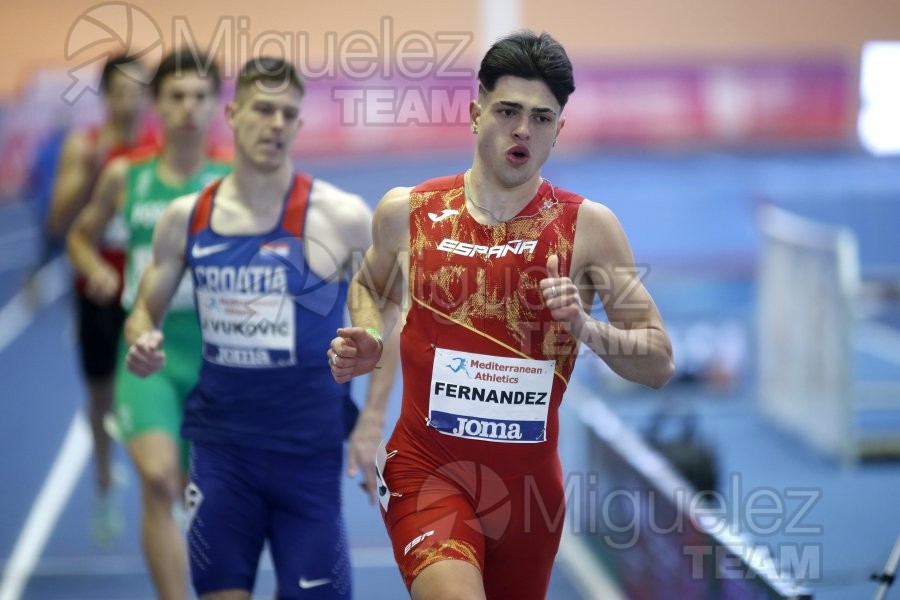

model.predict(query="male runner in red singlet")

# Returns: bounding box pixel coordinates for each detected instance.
[329,31,674,600]
[68,50,225,599]
[46,54,156,543]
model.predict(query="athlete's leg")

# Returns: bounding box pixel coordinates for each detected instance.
[267,448,350,599]
[198,591,250,600]
[76,294,124,492]
[187,442,267,600]
[117,347,190,600]
[410,560,485,600]
[482,459,565,600]
[379,451,488,599]
[87,377,115,489]
[127,432,188,600]
[401,462,563,600]
[76,294,127,543]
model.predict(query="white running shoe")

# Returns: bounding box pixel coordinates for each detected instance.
[91,462,128,547]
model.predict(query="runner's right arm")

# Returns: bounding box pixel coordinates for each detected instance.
[66,156,128,302]
[329,186,410,383]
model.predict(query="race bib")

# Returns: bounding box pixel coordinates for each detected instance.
[196,287,296,368]
[428,348,554,443]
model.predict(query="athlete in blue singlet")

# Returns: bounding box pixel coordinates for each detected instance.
[123,58,397,599]
[183,173,354,596]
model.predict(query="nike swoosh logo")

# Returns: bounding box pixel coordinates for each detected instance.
[298,577,332,589]
[191,242,230,258]
[428,209,459,222]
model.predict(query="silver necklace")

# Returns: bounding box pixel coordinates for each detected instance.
[463,169,559,224]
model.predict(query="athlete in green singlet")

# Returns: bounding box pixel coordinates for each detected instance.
[115,154,229,460]
[67,50,228,600]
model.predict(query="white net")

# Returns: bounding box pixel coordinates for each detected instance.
[757,204,860,462]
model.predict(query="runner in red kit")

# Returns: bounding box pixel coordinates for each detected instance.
[329,31,675,600]
[46,53,156,545]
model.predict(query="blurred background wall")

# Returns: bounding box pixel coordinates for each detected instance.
[4,0,899,197]
[4,0,900,96]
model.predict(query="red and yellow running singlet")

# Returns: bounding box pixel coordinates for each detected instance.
[390,173,584,477]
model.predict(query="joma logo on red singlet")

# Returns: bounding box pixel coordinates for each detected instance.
[436,238,538,258]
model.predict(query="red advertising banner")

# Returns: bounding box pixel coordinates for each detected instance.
[0,59,850,200]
